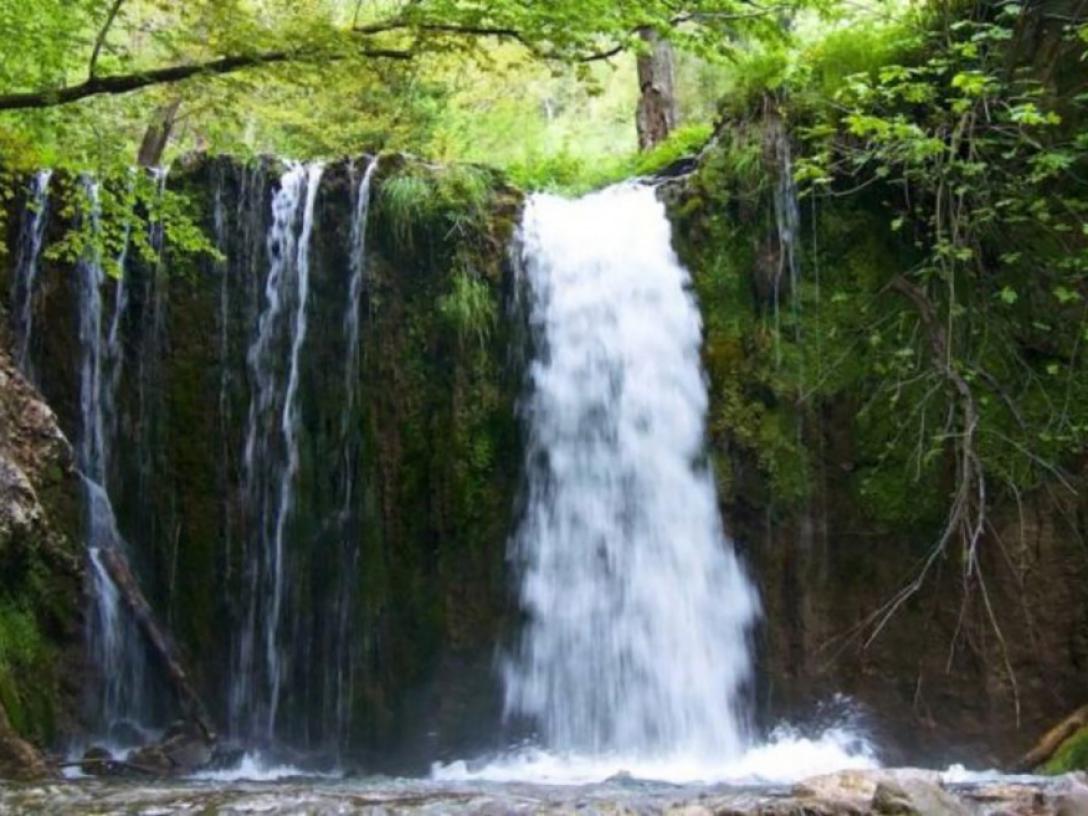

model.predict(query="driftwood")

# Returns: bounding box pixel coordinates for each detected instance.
[59,756,161,777]
[97,547,216,742]
[1016,704,1088,771]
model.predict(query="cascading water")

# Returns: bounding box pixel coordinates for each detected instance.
[503,184,760,765]
[432,184,876,785]
[322,155,379,753]
[76,177,155,743]
[10,170,52,380]
[234,162,324,742]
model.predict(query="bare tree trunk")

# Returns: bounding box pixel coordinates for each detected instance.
[136,98,182,168]
[636,28,678,150]
[1016,704,1088,771]
[98,547,216,741]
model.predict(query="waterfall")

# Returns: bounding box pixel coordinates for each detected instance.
[772,130,801,310]
[10,170,52,380]
[503,185,760,764]
[102,170,137,465]
[235,162,324,742]
[76,177,153,742]
[344,156,379,420]
[770,122,802,367]
[322,155,379,753]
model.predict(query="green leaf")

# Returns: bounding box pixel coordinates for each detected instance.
[1054,286,1081,304]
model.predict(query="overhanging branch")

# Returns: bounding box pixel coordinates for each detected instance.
[0,45,412,112]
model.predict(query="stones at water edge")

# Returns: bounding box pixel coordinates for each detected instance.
[792,769,971,815]
[871,778,973,815]
[87,720,215,778]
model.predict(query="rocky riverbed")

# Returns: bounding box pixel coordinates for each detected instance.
[0,768,1085,815]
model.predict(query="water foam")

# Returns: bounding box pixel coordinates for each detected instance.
[432,728,877,786]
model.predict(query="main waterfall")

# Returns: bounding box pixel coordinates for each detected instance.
[504,184,759,765]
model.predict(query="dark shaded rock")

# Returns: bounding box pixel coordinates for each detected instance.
[0,706,51,780]
[127,743,173,776]
[871,779,972,815]
[80,745,119,777]
[159,730,213,772]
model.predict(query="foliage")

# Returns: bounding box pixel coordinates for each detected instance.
[797,3,1088,558]
[376,161,496,252]
[39,168,219,277]
[509,122,713,193]
[675,0,1088,658]
[438,270,496,348]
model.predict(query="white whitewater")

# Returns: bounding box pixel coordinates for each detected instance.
[435,183,875,786]
[507,184,758,761]
[10,169,52,380]
[236,162,324,740]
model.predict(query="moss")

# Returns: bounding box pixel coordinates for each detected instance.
[1041,726,1088,774]
[0,600,57,743]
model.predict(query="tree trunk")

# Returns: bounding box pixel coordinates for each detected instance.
[98,547,216,741]
[1016,704,1088,771]
[136,99,182,168]
[636,28,678,150]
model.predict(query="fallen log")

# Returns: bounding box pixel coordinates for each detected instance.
[1015,704,1088,771]
[96,546,216,742]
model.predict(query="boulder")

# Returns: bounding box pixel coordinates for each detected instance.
[871,778,974,815]
[80,745,120,777]
[0,710,51,780]
[160,731,213,773]
[794,768,942,804]
[127,743,174,775]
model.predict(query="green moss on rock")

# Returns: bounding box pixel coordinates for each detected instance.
[1041,726,1088,775]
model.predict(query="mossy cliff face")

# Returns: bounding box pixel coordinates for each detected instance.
[0,155,523,769]
[665,105,1088,766]
[0,333,84,772]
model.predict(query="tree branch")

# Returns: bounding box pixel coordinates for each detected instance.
[0,46,412,112]
[89,0,127,80]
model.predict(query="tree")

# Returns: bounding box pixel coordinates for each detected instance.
[0,1,797,114]
[636,28,679,149]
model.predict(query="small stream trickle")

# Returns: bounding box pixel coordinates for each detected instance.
[10,169,53,381]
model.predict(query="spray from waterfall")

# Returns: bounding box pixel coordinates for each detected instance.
[503,184,760,761]
[10,170,52,381]
[235,162,324,742]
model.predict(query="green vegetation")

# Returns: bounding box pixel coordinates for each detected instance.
[672,0,1088,651]
[439,272,496,349]
[0,601,52,740]
[1041,726,1088,774]
[0,0,1086,764]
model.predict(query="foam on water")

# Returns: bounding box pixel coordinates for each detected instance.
[432,728,877,786]
[191,753,321,783]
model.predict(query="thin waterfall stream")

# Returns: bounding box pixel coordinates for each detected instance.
[235,162,325,743]
[76,176,157,744]
[10,169,53,381]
